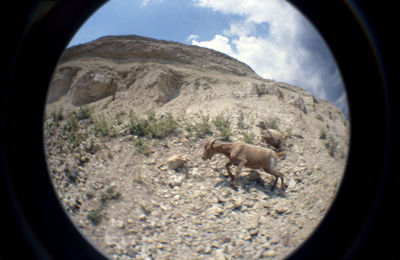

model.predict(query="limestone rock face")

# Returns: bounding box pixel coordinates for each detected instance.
[47,35,260,106]
[132,68,181,105]
[47,66,79,103]
[70,69,118,106]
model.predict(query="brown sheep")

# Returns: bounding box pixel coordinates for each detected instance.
[257,122,284,151]
[202,138,286,190]
[261,128,284,151]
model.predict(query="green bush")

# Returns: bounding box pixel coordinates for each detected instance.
[93,116,113,137]
[64,114,79,133]
[74,106,92,121]
[265,117,279,130]
[115,111,125,125]
[51,107,64,125]
[68,130,88,148]
[85,137,99,154]
[212,113,231,140]
[128,113,149,137]
[182,117,195,136]
[128,111,178,139]
[63,111,88,148]
[183,115,212,138]
[195,115,213,138]
[100,185,121,205]
[65,107,92,133]
[87,209,102,225]
[148,114,178,139]
[242,131,256,144]
[134,138,151,156]
[87,185,121,226]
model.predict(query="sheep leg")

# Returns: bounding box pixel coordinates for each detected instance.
[231,160,246,188]
[264,168,286,190]
[271,176,279,190]
[225,161,234,180]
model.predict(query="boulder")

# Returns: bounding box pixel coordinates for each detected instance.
[166,154,187,170]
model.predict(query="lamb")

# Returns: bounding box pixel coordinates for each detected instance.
[257,122,284,151]
[202,138,286,190]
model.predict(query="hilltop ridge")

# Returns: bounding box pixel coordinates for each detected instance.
[60,35,260,79]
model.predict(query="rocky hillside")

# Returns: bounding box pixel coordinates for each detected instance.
[44,35,350,259]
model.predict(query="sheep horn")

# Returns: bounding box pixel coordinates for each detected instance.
[210,137,224,145]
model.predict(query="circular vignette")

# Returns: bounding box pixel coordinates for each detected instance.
[0,1,393,260]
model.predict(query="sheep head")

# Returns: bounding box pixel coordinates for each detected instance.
[202,138,221,160]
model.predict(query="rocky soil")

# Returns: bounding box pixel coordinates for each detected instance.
[44,35,349,259]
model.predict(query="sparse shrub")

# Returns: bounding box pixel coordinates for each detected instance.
[85,137,99,154]
[115,111,125,125]
[284,127,292,139]
[242,131,256,144]
[87,208,102,225]
[100,185,121,205]
[192,115,212,138]
[74,105,92,121]
[65,107,92,133]
[325,135,338,157]
[87,185,121,226]
[68,130,88,148]
[128,113,148,137]
[93,116,114,137]
[237,111,246,129]
[64,113,79,133]
[128,111,178,139]
[319,129,327,140]
[51,107,64,125]
[148,113,178,139]
[213,113,231,140]
[134,138,151,156]
[181,117,195,137]
[146,109,157,123]
[62,108,94,147]
[132,173,144,184]
[63,111,88,148]
[265,117,279,130]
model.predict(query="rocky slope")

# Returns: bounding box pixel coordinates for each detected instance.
[44,35,350,259]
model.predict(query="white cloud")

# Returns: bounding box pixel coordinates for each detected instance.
[141,0,163,7]
[193,0,301,40]
[190,34,235,57]
[141,0,150,7]
[186,34,199,42]
[190,0,348,116]
[191,0,306,82]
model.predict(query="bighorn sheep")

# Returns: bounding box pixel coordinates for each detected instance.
[202,138,286,190]
[257,122,284,151]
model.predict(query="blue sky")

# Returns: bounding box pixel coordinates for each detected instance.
[69,0,348,117]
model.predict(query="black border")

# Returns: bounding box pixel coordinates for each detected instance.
[0,1,394,259]
[1,2,108,259]
[287,1,394,259]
